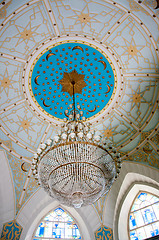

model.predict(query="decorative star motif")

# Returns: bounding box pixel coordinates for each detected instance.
[68,5,101,29]
[127,45,138,57]
[14,22,40,47]
[0,69,14,96]
[78,12,92,24]
[20,28,34,41]
[59,69,87,96]
[131,92,142,104]
[121,38,145,64]
[128,85,147,111]
[103,128,113,138]
[17,114,36,134]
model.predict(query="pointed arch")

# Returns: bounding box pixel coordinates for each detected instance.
[32,207,82,239]
[129,192,159,239]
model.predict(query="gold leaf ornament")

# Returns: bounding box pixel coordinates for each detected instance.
[59,69,87,96]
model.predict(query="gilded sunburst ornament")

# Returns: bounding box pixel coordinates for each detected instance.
[103,128,113,138]
[78,13,92,24]
[132,92,142,103]
[59,69,87,96]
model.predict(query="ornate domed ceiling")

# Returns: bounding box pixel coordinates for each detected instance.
[29,41,116,120]
[0,0,158,223]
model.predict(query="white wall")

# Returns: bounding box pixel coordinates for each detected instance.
[0,150,15,233]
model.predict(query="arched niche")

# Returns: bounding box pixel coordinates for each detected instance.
[102,162,159,239]
[17,188,93,240]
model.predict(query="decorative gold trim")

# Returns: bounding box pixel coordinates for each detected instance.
[49,161,106,177]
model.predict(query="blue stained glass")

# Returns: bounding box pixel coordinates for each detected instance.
[153,202,159,220]
[53,226,62,238]
[130,213,137,229]
[142,206,156,224]
[35,223,45,237]
[129,192,159,240]
[44,216,50,221]
[55,208,64,215]
[130,231,138,240]
[152,222,159,235]
[144,224,154,238]
[44,222,52,237]
[138,193,147,200]
[39,226,44,237]
[34,208,81,239]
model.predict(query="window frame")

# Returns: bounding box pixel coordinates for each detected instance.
[128,191,159,240]
[32,206,83,240]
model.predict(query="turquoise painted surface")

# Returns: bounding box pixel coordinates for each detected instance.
[31,42,115,120]
[1,220,22,240]
[95,225,113,240]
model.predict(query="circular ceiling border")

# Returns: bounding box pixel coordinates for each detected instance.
[23,35,123,124]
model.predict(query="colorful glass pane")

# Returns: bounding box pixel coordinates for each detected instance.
[153,202,159,220]
[134,211,144,227]
[144,224,154,238]
[33,208,81,239]
[130,213,137,230]
[129,192,159,240]
[141,206,156,224]
[152,222,159,235]
[136,227,146,240]
[130,230,138,240]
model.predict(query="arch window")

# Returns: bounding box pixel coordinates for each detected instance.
[33,207,81,239]
[129,192,159,240]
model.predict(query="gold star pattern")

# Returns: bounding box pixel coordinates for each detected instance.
[59,69,87,96]
[121,37,145,64]
[129,86,146,109]
[68,5,101,29]
[20,28,34,41]
[78,13,92,24]
[14,22,41,47]
[127,45,138,57]
[0,69,14,96]
[103,128,113,138]
[17,115,36,135]
[131,92,142,104]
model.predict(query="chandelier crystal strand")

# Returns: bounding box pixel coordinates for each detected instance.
[32,89,122,208]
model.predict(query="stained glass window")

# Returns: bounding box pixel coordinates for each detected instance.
[33,208,82,239]
[129,192,159,240]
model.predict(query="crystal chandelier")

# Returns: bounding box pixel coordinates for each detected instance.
[32,80,121,208]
